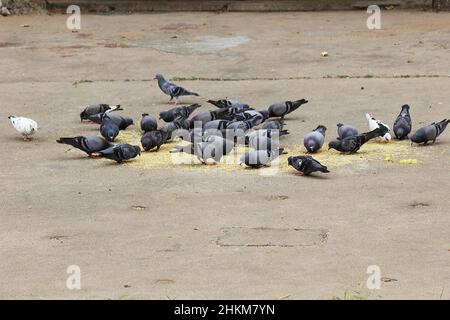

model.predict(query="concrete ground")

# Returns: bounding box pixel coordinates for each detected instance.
[0,11,449,300]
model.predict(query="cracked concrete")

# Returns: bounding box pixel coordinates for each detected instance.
[1,12,450,300]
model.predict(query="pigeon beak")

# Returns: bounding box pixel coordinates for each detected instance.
[8,116,11,119]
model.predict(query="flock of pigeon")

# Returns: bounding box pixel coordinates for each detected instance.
[8,74,450,176]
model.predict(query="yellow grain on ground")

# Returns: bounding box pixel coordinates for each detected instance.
[116,130,422,172]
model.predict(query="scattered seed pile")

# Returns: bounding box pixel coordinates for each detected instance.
[112,129,422,173]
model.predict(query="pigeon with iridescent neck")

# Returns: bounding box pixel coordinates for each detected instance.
[411,119,449,145]
[303,125,326,153]
[154,74,199,104]
[393,105,412,140]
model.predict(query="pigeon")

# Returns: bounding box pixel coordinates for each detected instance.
[186,127,204,143]
[154,74,199,103]
[80,104,121,121]
[196,136,235,164]
[57,136,113,156]
[244,129,287,146]
[104,113,134,130]
[171,136,233,164]
[159,117,187,142]
[268,99,308,118]
[176,116,192,130]
[204,135,234,155]
[337,123,359,139]
[393,105,412,140]
[365,113,391,142]
[328,124,389,153]
[288,156,329,176]
[203,119,230,131]
[8,116,38,140]
[190,108,235,127]
[207,99,251,110]
[242,110,270,126]
[229,104,253,115]
[411,119,450,145]
[226,117,260,132]
[141,130,165,151]
[88,113,113,125]
[100,114,120,142]
[240,148,285,168]
[193,141,224,164]
[98,144,141,163]
[140,113,158,132]
[303,125,327,153]
[248,134,279,151]
[159,103,201,122]
[87,107,124,124]
[262,119,287,132]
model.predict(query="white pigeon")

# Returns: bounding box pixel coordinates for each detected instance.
[365,113,391,142]
[8,116,38,140]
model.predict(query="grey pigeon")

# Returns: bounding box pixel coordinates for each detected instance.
[159,117,186,142]
[229,104,253,115]
[56,136,113,156]
[171,136,233,164]
[159,103,201,122]
[303,125,327,153]
[190,108,235,127]
[288,156,329,176]
[329,124,389,153]
[196,136,234,163]
[248,134,279,151]
[80,104,121,121]
[204,135,234,155]
[89,113,133,129]
[207,99,253,116]
[411,119,450,145]
[155,74,199,103]
[141,130,165,151]
[242,110,270,126]
[87,107,124,124]
[194,141,224,164]
[88,113,112,125]
[175,116,191,130]
[262,119,287,132]
[105,113,134,130]
[207,99,250,110]
[337,123,358,139]
[226,117,260,132]
[98,144,141,163]
[240,148,285,168]
[393,105,412,140]
[100,114,120,142]
[244,129,287,146]
[203,119,229,131]
[187,127,204,143]
[140,113,158,132]
[268,99,308,118]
